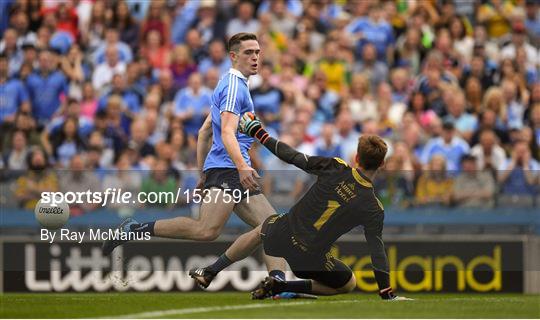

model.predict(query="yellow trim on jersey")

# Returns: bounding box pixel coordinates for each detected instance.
[314,200,341,231]
[351,168,373,188]
[375,196,384,211]
[333,157,349,167]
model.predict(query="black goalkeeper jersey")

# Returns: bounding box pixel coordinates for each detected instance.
[285,157,384,253]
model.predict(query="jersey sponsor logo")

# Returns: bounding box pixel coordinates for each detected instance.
[335,181,357,203]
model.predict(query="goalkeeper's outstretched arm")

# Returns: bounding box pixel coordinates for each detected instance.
[241,113,311,171]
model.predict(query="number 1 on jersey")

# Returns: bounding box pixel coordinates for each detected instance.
[313,200,340,231]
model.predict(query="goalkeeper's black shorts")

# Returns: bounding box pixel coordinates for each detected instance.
[261,214,353,289]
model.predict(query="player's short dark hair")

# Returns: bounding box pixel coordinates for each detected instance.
[228,33,257,52]
[357,135,387,171]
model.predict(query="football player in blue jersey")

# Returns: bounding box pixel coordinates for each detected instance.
[103,33,286,283]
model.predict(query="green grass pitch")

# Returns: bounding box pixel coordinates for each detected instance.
[1,293,539,318]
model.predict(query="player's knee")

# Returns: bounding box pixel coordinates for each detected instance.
[339,273,357,293]
[198,227,221,241]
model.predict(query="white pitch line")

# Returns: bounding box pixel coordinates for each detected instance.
[105,299,361,319]
[106,301,315,319]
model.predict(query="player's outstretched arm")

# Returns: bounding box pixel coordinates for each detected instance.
[365,228,413,301]
[239,112,311,171]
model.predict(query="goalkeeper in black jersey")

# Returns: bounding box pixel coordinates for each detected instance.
[190,112,410,300]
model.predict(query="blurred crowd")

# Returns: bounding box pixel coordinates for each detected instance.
[1,0,540,213]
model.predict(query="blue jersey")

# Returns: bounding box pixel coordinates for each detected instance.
[26,70,68,123]
[0,78,28,122]
[204,68,255,171]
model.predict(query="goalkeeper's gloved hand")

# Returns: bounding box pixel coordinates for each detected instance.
[239,112,269,143]
[379,287,413,301]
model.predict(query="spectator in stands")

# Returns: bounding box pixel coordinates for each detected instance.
[394,27,423,75]
[25,49,68,125]
[416,51,454,116]
[198,39,231,76]
[482,86,507,130]
[267,0,297,38]
[376,82,401,135]
[521,126,539,163]
[87,130,114,170]
[408,91,436,130]
[463,76,483,115]
[92,28,133,65]
[59,154,100,215]
[170,44,197,91]
[354,42,388,90]
[334,109,360,165]
[1,28,23,77]
[128,118,155,160]
[140,29,170,70]
[421,121,470,173]
[524,0,540,46]
[464,55,495,90]
[415,154,453,207]
[170,1,199,45]
[251,61,283,133]
[112,1,140,52]
[0,53,29,124]
[401,120,425,160]
[501,78,526,130]
[226,1,260,39]
[529,103,540,156]
[346,2,394,61]
[500,21,538,68]
[443,88,477,142]
[346,73,376,124]
[14,147,58,210]
[142,109,167,147]
[1,111,39,154]
[374,154,414,208]
[168,128,189,171]
[101,95,130,148]
[102,151,141,209]
[59,44,85,99]
[184,28,208,64]
[156,69,176,103]
[476,0,515,38]
[173,72,211,138]
[191,0,225,47]
[92,45,126,91]
[471,109,510,147]
[141,1,170,47]
[44,97,93,138]
[452,154,496,208]
[449,15,473,64]
[317,39,349,93]
[140,158,178,209]
[4,130,29,171]
[471,129,507,173]
[498,140,539,203]
[49,116,86,167]
[98,73,141,115]
[389,67,410,105]
[314,122,342,158]
[308,70,340,123]
[80,81,98,119]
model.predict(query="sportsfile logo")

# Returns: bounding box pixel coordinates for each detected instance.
[40,229,151,244]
